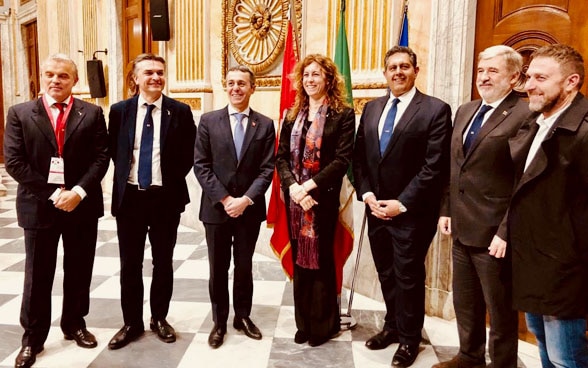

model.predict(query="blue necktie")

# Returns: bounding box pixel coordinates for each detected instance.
[233,113,246,159]
[379,98,400,156]
[463,104,492,154]
[138,103,155,189]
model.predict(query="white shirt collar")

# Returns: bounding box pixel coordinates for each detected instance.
[389,86,417,105]
[44,94,72,107]
[138,94,163,110]
[228,105,251,117]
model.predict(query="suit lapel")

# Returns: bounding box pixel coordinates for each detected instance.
[455,102,479,161]
[160,96,172,150]
[124,97,139,154]
[238,110,258,164]
[64,99,84,145]
[365,97,386,163]
[380,90,423,158]
[32,98,58,150]
[509,114,542,191]
[512,94,588,193]
[466,93,518,157]
[219,107,239,164]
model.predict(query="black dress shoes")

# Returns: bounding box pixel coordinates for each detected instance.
[392,344,420,367]
[294,330,308,344]
[233,317,262,340]
[15,345,43,368]
[365,330,399,350]
[63,328,97,348]
[108,325,144,350]
[208,324,226,349]
[150,318,176,343]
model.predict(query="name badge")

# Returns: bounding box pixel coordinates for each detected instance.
[48,157,65,185]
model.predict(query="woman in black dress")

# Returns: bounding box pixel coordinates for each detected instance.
[276,54,355,347]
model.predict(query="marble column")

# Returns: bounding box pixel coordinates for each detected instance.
[424,0,478,319]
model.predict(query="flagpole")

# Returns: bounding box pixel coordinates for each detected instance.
[337,0,358,331]
[289,0,301,59]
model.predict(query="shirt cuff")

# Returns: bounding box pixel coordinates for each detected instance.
[71,185,87,200]
[362,192,375,202]
[244,195,254,206]
[49,188,62,203]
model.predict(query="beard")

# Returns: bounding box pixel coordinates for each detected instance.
[528,93,561,113]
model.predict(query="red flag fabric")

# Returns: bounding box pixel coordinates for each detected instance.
[267,20,297,279]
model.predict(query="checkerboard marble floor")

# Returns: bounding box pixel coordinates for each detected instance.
[0,168,540,368]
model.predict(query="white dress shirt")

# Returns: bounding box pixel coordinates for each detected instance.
[128,95,163,186]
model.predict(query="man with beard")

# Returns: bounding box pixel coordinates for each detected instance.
[435,45,529,368]
[508,44,588,367]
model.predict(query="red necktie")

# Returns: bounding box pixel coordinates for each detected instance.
[55,103,66,156]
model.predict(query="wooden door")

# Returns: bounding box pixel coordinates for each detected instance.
[474,0,588,343]
[122,0,159,98]
[24,22,40,101]
[473,0,588,99]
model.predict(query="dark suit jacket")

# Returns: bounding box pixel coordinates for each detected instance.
[4,97,109,228]
[508,93,588,318]
[276,107,355,246]
[440,92,529,246]
[194,106,275,224]
[353,89,452,220]
[108,95,196,215]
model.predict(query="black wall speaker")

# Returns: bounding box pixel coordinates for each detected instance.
[150,0,170,41]
[86,59,107,98]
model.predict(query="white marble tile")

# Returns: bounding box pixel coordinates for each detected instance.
[174,259,210,279]
[0,271,24,294]
[167,301,210,333]
[0,294,21,324]
[92,256,124,277]
[178,332,273,368]
[173,243,199,260]
[0,252,25,270]
[423,315,460,347]
[274,306,296,339]
[250,280,286,306]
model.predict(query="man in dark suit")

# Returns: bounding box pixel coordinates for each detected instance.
[194,65,275,349]
[4,54,109,368]
[508,44,588,367]
[353,46,452,367]
[434,45,529,368]
[107,53,196,349]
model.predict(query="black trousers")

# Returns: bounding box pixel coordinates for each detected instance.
[367,214,436,347]
[204,216,260,326]
[116,184,181,327]
[452,241,518,367]
[21,211,98,349]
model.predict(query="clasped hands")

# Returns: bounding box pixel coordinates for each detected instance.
[221,196,250,218]
[365,195,402,220]
[53,190,82,212]
[289,182,318,212]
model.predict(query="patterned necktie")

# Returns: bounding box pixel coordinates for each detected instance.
[379,98,400,156]
[463,104,492,154]
[138,104,156,189]
[54,103,67,156]
[233,113,246,159]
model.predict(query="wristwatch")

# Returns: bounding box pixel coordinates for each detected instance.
[398,202,407,213]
